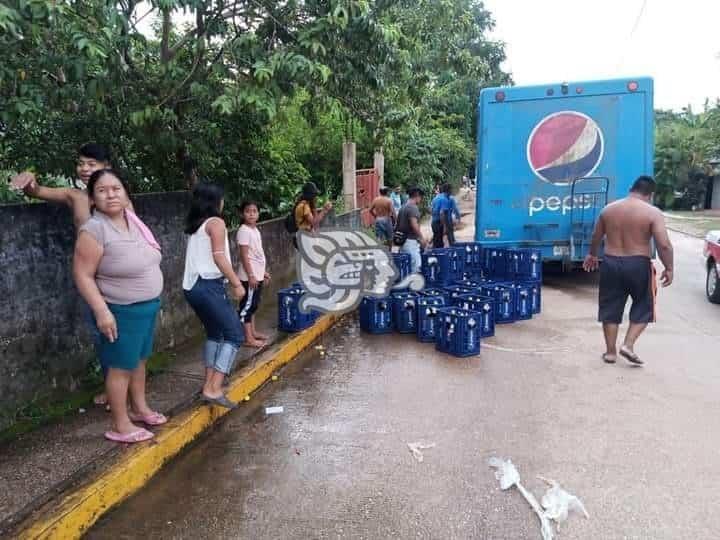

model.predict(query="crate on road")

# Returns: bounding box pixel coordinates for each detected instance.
[435,307,481,357]
[359,296,393,334]
[417,296,446,343]
[480,283,516,324]
[391,291,420,334]
[455,294,495,338]
[278,287,318,332]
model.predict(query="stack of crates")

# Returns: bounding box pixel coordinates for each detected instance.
[417,295,446,342]
[421,249,452,286]
[454,293,495,338]
[391,252,411,283]
[391,291,419,334]
[481,246,509,279]
[278,285,318,332]
[435,307,481,357]
[359,296,393,334]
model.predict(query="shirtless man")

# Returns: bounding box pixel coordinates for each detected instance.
[11,143,114,406]
[369,187,396,247]
[583,175,674,366]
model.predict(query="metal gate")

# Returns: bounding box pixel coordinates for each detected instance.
[357,168,379,227]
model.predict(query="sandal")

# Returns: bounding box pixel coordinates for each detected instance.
[128,411,168,426]
[201,394,238,409]
[602,353,616,364]
[620,346,644,366]
[104,428,154,444]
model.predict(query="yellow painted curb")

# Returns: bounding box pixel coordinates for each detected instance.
[16,313,341,540]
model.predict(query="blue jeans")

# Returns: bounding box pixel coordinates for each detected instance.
[184,278,245,375]
[401,239,422,273]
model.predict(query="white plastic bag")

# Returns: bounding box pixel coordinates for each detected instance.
[539,477,590,525]
[488,458,554,540]
[407,441,436,462]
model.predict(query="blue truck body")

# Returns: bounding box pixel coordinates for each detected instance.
[474,77,654,262]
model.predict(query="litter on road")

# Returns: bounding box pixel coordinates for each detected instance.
[265,406,284,415]
[488,457,554,540]
[407,441,436,462]
[489,458,589,540]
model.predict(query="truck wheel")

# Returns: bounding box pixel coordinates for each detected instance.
[707,263,720,304]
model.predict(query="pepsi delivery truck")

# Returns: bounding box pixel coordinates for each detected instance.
[474,77,654,267]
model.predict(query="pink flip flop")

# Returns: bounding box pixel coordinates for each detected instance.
[104,428,154,444]
[128,411,168,426]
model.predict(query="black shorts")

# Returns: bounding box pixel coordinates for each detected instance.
[238,281,263,323]
[598,255,656,324]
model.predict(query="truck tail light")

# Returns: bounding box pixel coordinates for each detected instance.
[627,81,639,92]
[495,91,506,102]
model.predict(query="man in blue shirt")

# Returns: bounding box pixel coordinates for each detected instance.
[447,194,461,245]
[430,183,453,248]
[390,185,403,214]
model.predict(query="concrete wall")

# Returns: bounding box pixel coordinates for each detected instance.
[0,193,360,427]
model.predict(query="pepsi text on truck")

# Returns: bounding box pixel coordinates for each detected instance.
[474,78,654,264]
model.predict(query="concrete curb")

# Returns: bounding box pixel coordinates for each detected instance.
[12,313,342,540]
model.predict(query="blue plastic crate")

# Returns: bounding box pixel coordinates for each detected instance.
[278,287,316,332]
[421,249,452,286]
[391,291,420,333]
[516,249,543,281]
[455,294,495,338]
[480,284,516,324]
[359,296,393,334]
[422,288,451,304]
[518,280,542,315]
[454,242,483,272]
[391,252,411,283]
[481,246,510,279]
[417,296,446,342]
[446,248,465,281]
[506,250,521,280]
[513,283,533,321]
[443,285,475,304]
[435,307,482,357]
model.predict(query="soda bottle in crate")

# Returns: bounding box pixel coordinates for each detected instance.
[278,287,316,332]
[417,295,446,343]
[391,291,420,333]
[421,249,452,287]
[480,283,516,324]
[518,280,542,314]
[454,242,482,273]
[457,293,495,338]
[435,307,481,357]
[517,249,543,281]
[359,296,393,334]
[446,247,465,282]
[506,250,521,280]
[513,282,533,320]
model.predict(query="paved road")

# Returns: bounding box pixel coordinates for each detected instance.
[89,231,720,540]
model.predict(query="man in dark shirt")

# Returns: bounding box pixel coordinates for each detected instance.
[396,186,427,273]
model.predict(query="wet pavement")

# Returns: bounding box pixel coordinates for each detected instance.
[88,230,720,539]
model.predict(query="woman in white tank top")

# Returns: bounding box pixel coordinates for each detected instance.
[183,183,246,409]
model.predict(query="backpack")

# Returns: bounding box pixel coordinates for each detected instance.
[284,203,299,234]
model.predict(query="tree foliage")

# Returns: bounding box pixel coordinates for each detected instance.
[654,105,720,209]
[1,0,510,214]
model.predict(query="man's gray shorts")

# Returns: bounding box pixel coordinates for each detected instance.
[598,255,656,324]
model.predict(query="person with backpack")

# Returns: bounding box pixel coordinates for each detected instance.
[286,182,332,247]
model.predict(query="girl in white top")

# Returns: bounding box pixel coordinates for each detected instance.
[183,183,245,409]
[236,201,271,348]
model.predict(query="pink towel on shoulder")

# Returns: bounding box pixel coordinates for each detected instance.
[126,210,161,251]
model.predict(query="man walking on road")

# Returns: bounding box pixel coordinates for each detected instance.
[583,176,674,366]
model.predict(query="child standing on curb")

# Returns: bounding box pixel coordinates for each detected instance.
[236,201,271,348]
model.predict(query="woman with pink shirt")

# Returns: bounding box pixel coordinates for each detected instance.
[236,201,271,348]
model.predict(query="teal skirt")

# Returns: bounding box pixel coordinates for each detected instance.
[95,298,161,371]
